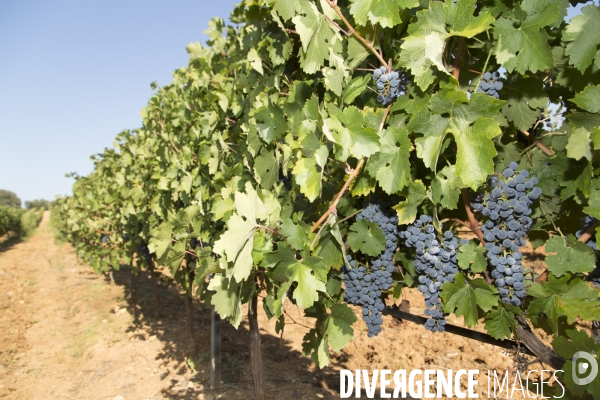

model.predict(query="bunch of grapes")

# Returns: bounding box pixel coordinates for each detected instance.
[343,199,399,337]
[137,244,153,265]
[101,235,109,244]
[278,168,292,191]
[470,162,542,306]
[398,215,460,333]
[476,71,503,99]
[372,66,409,106]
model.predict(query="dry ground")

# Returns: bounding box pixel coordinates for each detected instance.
[0,212,561,399]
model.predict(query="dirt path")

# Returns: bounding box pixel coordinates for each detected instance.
[0,213,552,399]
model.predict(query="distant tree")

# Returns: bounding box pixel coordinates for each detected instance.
[24,199,51,210]
[0,190,21,208]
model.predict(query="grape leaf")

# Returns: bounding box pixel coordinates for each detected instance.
[552,329,600,399]
[292,145,329,202]
[583,178,600,219]
[323,106,380,161]
[398,0,493,89]
[564,5,600,73]
[544,235,596,277]
[393,180,427,224]
[292,0,343,74]
[527,274,600,333]
[501,75,548,131]
[347,220,386,256]
[213,183,267,282]
[411,90,504,188]
[254,150,279,189]
[566,127,593,161]
[302,303,357,367]
[208,274,243,328]
[457,242,488,273]
[280,218,310,251]
[271,0,297,21]
[431,165,463,210]
[571,84,600,113]
[493,0,561,73]
[441,274,498,327]
[349,0,418,28]
[484,308,518,340]
[366,127,412,194]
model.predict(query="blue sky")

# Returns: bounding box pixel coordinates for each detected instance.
[0,1,595,205]
[0,0,240,204]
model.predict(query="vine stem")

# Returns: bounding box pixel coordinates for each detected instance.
[324,0,389,69]
[520,130,555,156]
[311,105,392,233]
[461,189,485,243]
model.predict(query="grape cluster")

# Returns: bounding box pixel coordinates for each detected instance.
[471,162,542,306]
[343,200,399,337]
[372,66,409,106]
[101,235,109,244]
[137,244,153,265]
[476,71,503,99]
[279,169,292,191]
[577,216,598,251]
[399,215,460,332]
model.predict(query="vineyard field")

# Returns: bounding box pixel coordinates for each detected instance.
[0,214,571,399]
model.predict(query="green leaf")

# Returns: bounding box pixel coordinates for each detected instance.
[347,220,386,256]
[552,329,600,399]
[280,218,310,251]
[247,48,264,75]
[271,0,297,21]
[431,165,463,210]
[571,84,600,113]
[366,127,412,194]
[527,274,600,333]
[343,75,370,105]
[323,106,380,161]
[411,90,504,188]
[254,150,279,189]
[484,308,518,340]
[564,5,600,73]
[493,0,561,73]
[213,184,267,282]
[544,235,596,277]
[292,145,328,202]
[441,274,498,327]
[393,180,427,224]
[292,0,343,74]
[349,0,418,28]
[457,242,488,273]
[501,75,548,131]
[583,177,600,219]
[566,127,593,161]
[208,274,243,328]
[398,0,494,89]
[302,303,357,367]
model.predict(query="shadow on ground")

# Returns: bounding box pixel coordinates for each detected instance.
[105,266,347,399]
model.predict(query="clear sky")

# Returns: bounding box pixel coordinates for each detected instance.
[0,0,240,204]
[0,1,595,205]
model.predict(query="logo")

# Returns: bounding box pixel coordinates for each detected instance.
[572,351,598,386]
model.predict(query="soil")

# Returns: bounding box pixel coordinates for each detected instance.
[0,213,563,399]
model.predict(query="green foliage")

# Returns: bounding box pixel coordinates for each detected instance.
[0,189,21,208]
[53,0,600,374]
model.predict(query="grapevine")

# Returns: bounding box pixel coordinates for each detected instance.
[48,0,600,398]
